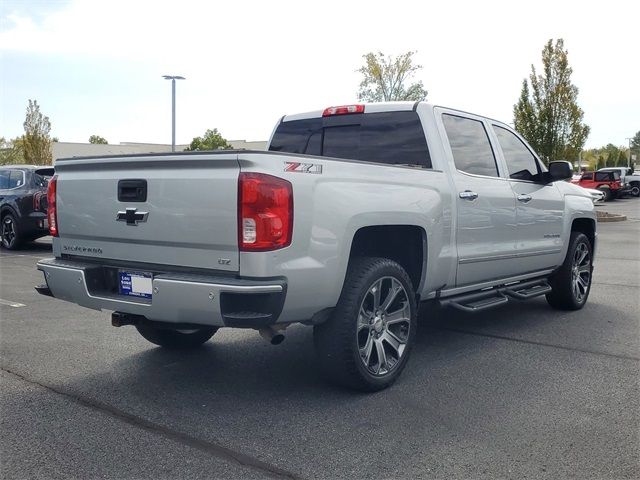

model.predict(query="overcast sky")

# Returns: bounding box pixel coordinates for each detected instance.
[1,0,638,149]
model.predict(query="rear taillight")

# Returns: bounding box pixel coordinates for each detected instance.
[238,172,293,251]
[33,192,43,211]
[322,104,365,117]
[47,175,58,237]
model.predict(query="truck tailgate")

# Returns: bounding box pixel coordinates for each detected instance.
[54,154,239,271]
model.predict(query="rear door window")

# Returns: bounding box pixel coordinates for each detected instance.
[595,172,612,181]
[493,126,540,181]
[269,111,431,168]
[8,170,25,188]
[442,114,498,177]
[0,170,9,189]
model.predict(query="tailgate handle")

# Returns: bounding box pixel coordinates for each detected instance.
[118,179,147,202]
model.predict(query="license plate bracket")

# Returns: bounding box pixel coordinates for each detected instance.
[119,271,153,299]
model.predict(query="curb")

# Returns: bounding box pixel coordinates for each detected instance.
[596,211,627,222]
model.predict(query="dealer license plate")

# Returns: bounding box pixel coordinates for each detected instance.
[119,271,153,299]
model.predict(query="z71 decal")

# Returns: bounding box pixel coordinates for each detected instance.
[284,161,323,174]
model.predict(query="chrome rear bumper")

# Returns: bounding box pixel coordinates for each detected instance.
[37,258,286,328]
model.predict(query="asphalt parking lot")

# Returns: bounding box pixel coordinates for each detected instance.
[1,199,639,479]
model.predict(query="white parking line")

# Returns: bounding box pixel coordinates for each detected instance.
[0,299,26,308]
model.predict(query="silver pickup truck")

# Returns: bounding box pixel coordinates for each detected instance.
[37,102,596,391]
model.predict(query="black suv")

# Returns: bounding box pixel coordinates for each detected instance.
[1,165,54,250]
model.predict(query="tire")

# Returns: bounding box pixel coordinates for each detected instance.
[314,257,417,392]
[597,187,611,201]
[630,183,640,197]
[546,232,593,311]
[135,324,217,349]
[1,213,23,250]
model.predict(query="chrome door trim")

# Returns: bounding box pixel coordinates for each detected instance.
[458,249,562,264]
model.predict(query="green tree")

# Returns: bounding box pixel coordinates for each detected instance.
[89,135,108,144]
[357,51,428,102]
[22,100,53,165]
[631,131,640,169]
[513,39,589,163]
[581,144,633,170]
[618,150,627,168]
[0,137,25,164]
[603,144,620,167]
[184,128,232,151]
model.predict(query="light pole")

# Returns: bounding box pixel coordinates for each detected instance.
[626,137,633,168]
[162,75,185,152]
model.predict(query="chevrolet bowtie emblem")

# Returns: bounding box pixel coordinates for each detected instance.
[116,208,148,226]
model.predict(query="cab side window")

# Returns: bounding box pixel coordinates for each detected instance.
[493,126,540,181]
[442,114,498,177]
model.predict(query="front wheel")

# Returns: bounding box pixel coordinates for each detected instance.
[630,183,640,197]
[597,187,611,202]
[314,257,417,391]
[546,232,593,310]
[136,324,218,349]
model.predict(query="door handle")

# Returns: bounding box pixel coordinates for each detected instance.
[517,194,532,203]
[459,190,478,200]
[118,179,147,202]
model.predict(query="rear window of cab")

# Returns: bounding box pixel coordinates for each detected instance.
[269,111,432,168]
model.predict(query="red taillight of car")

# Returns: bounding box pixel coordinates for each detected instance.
[47,175,58,237]
[238,172,293,251]
[33,192,43,211]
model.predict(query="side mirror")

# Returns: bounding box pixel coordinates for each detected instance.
[546,161,573,183]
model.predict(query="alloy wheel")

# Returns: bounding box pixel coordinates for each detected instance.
[571,242,591,303]
[2,217,16,248]
[357,276,411,376]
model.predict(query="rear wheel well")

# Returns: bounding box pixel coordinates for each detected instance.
[348,225,426,293]
[1,206,18,220]
[571,218,595,248]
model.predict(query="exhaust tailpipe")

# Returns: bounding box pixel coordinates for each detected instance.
[111,311,144,327]
[258,326,285,345]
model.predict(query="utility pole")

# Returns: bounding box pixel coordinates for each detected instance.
[578,150,582,172]
[162,75,185,152]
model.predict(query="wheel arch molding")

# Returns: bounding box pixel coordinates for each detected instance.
[347,224,428,297]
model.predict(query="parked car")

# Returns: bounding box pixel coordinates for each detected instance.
[579,187,606,204]
[597,167,640,197]
[571,170,624,201]
[0,165,55,250]
[36,102,596,391]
